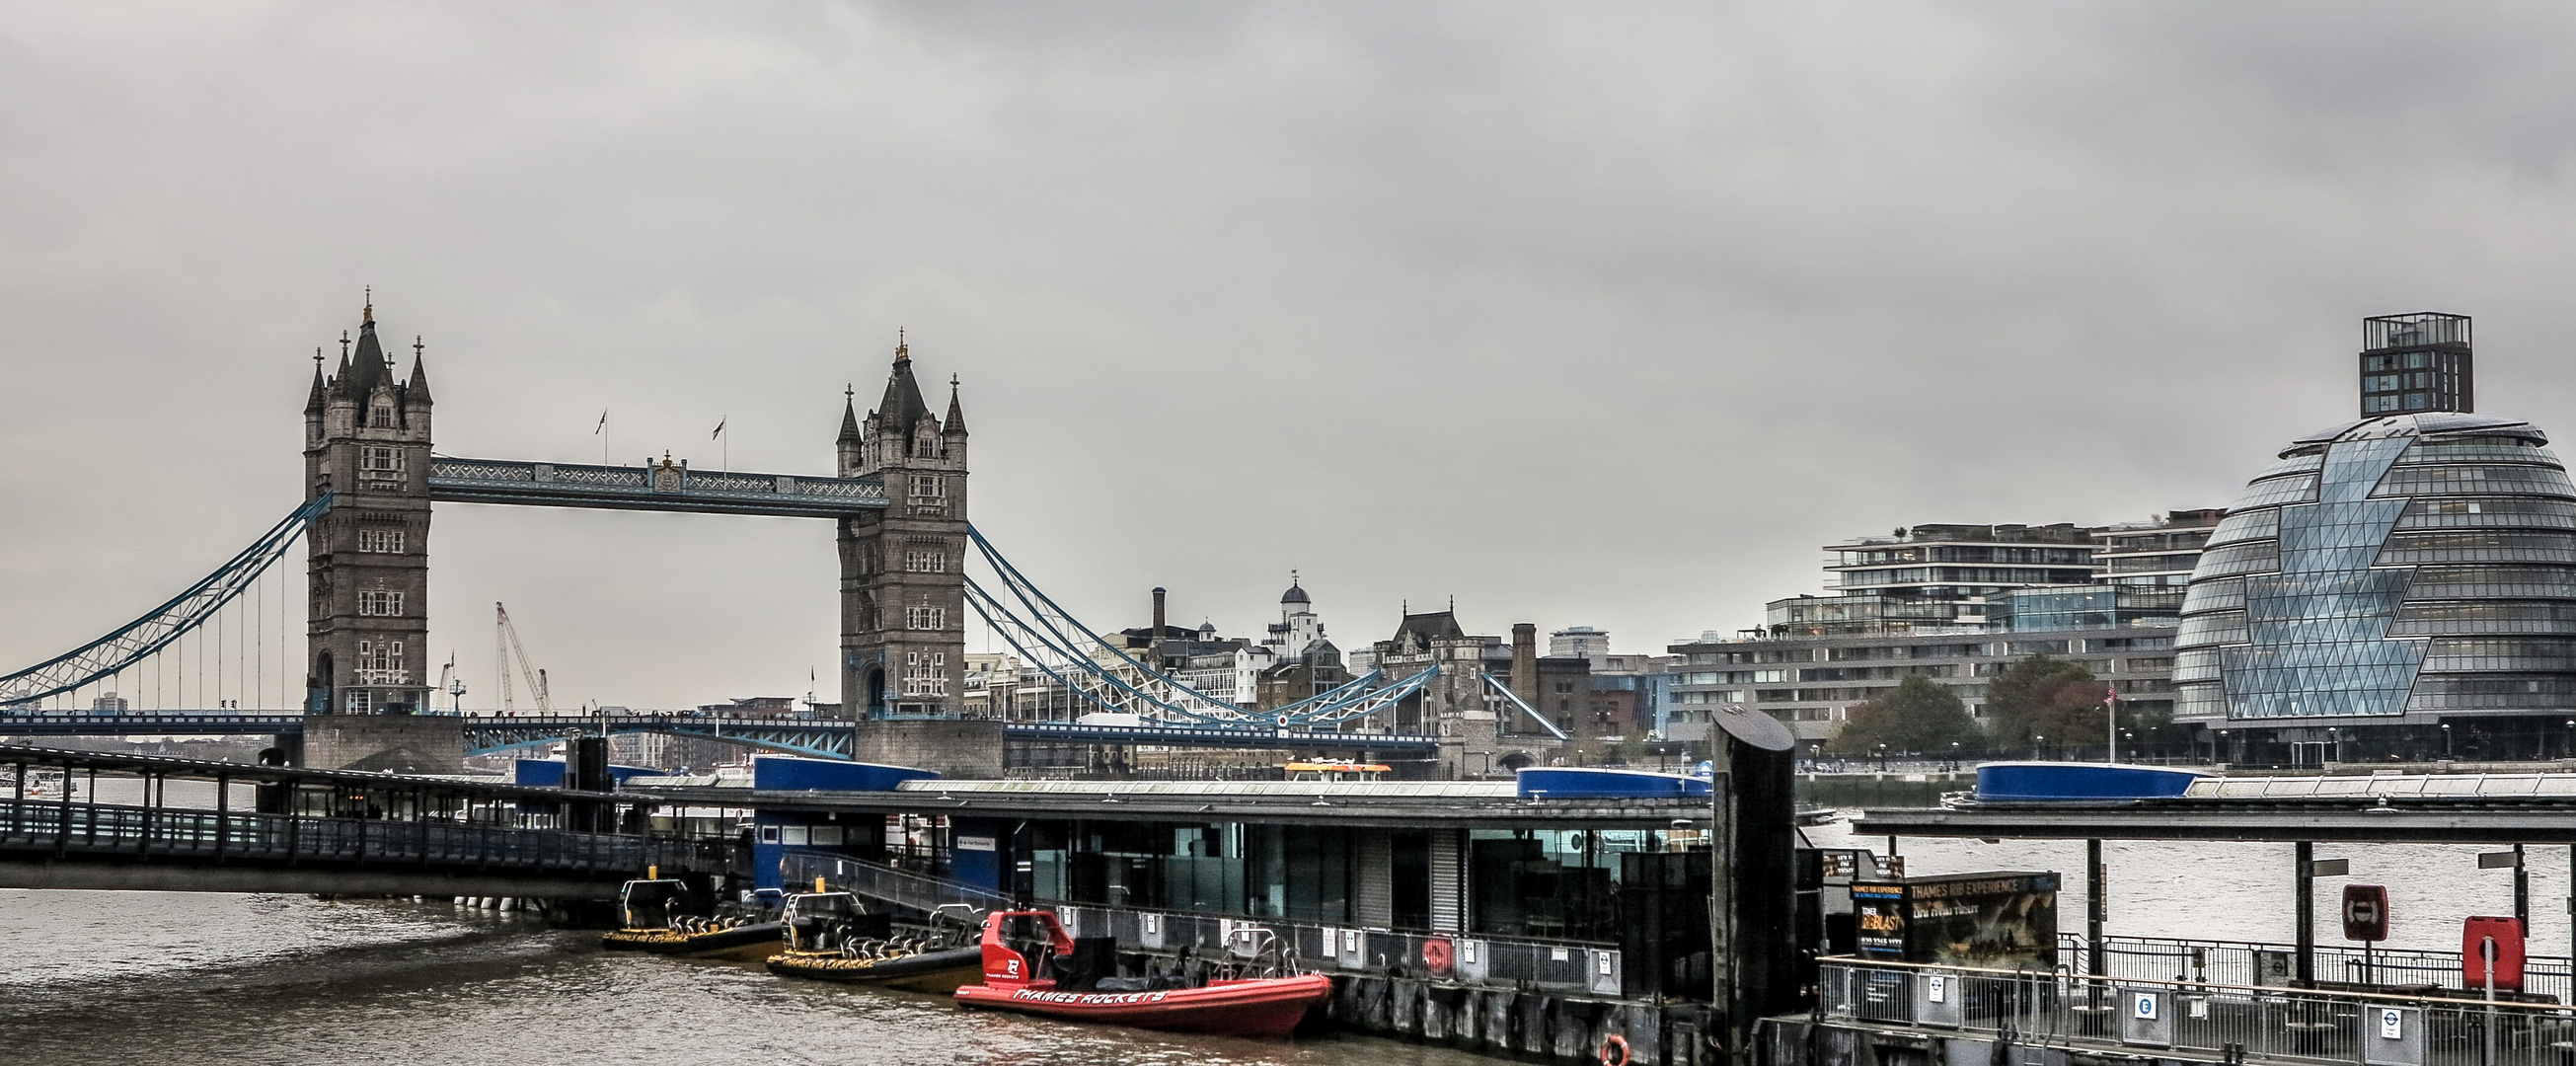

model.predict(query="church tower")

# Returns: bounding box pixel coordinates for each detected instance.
[303,297,435,715]
[837,335,968,719]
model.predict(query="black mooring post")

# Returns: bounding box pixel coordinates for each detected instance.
[2087,838,2106,978]
[2515,844,2530,929]
[2295,840,2315,986]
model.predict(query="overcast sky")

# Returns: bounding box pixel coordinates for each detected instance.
[9,2,2576,710]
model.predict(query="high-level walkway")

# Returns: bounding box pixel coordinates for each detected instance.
[0,746,726,897]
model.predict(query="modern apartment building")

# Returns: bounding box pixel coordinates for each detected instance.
[1672,511,2217,749]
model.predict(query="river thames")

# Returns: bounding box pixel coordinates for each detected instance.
[1,828,2565,1063]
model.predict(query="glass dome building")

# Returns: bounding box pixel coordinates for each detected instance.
[2175,411,2576,761]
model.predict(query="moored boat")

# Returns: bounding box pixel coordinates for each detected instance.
[763,890,984,992]
[598,877,786,961]
[952,909,1330,1038]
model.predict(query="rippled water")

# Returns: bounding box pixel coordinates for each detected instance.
[0,890,1492,1065]
[3,828,2566,1062]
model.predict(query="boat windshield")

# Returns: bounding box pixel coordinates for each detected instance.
[618,879,686,928]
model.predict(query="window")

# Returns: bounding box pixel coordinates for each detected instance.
[357,528,405,554]
[905,606,947,630]
[358,589,405,617]
[344,689,373,714]
[355,640,407,684]
[369,404,395,428]
[914,435,940,458]
[361,446,404,473]
[904,550,946,573]
[908,474,947,517]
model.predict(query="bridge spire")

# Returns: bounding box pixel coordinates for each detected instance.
[944,373,967,435]
[305,348,328,415]
[406,336,434,405]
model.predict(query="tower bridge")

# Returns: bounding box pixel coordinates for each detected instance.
[0,299,1525,777]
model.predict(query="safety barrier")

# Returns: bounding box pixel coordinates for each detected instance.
[2063,933,2576,1006]
[782,851,1624,998]
[1820,957,2576,1066]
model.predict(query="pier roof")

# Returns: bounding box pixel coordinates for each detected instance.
[1858,771,2576,843]
[631,777,1711,828]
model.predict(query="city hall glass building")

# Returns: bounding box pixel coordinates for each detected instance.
[2176,315,2576,762]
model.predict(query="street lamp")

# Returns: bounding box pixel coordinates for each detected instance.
[2563,720,2573,761]
[2327,726,2339,766]
[2035,733,2047,761]
[2441,723,2453,759]
[1950,740,1963,770]
[1877,743,1889,772]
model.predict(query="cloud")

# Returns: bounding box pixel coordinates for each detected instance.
[7,1,2576,707]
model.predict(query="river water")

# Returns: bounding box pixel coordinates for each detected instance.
[1,820,2563,1062]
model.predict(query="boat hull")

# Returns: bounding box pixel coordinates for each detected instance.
[766,946,985,992]
[600,922,786,961]
[954,973,1332,1038]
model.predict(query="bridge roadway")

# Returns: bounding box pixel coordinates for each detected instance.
[0,712,1445,759]
[0,746,725,897]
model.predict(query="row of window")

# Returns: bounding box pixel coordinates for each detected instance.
[357,528,405,554]
[900,651,950,697]
[2377,466,2576,497]
[1674,669,1786,685]
[354,640,407,685]
[357,590,405,617]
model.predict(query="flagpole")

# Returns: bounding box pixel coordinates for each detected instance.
[2105,682,2119,764]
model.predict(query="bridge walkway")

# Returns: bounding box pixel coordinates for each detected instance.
[0,746,731,897]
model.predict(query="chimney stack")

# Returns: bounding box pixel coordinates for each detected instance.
[1511,623,1540,708]
[1152,587,1169,656]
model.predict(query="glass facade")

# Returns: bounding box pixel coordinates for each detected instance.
[2175,412,2576,723]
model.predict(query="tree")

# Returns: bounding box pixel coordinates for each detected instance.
[1829,676,1982,755]
[1981,654,2120,753]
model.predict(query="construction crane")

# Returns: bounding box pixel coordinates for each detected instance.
[494,602,552,714]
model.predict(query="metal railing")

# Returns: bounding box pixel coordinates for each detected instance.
[1821,957,2576,1066]
[2065,933,2576,1006]
[0,797,703,876]
[782,852,1623,998]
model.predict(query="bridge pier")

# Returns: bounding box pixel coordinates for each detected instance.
[301,715,462,773]
[850,719,1003,778]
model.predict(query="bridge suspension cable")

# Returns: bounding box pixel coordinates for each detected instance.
[962,525,1435,729]
[0,496,326,709]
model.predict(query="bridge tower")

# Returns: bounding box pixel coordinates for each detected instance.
[836,336,969,720]
[302,298,435,718]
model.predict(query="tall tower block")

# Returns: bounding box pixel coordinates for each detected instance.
[303,299,435,716]
[2360,312,2473,417]
[837,337,969,719]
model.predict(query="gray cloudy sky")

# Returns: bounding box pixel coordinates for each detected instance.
[9,2,2576,710]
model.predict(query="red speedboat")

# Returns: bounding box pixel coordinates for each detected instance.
[952,909,1330,1038]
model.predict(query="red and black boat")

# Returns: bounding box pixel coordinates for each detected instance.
[952,909,1330,1038]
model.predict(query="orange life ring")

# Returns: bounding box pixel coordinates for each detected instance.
[1421,937,1455,978]
[1599,1032,1630,1066]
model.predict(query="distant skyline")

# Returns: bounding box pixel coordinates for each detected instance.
[10,3,2576,709]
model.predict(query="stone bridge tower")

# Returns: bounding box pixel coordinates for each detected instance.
[303,298,435,719]
[836,336,969,720]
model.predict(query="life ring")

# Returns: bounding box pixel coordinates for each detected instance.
[1599,1032,1630,1066]
[1421,937,1455,978]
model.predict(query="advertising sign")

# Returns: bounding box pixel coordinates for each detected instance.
[1849,872,2059,969]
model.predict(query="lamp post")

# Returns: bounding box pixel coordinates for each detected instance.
[2035,733,2047,761]
[2563,720,2572,761]
[2443,723,2454,759]
[1950,740,1962,771]
[2215,728,2229,766]
[2327,726,2339,767]
[1876,743,1889,772]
